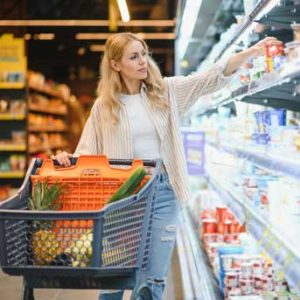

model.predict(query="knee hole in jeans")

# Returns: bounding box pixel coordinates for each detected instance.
[147,277,166,286]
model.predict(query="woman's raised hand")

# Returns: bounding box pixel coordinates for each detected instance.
[249,36,283,57]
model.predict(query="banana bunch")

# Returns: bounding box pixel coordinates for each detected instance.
[65,230,93,267]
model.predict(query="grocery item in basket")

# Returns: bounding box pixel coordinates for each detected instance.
[28,181,66,265]
[65,230,93,267]
[108,166,147,203]
[31,229,62,265]
[28,180,65,211]
[50,253,74,266]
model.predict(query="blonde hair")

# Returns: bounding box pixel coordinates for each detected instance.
[97,32,168,125]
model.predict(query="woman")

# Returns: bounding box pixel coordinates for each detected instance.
[52,32,281,299]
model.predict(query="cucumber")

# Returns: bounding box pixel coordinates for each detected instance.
[108,167,147,203]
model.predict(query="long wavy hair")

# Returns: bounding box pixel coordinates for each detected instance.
[97,32,168,125]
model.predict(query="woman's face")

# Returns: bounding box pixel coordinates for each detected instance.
[113,40,148,81]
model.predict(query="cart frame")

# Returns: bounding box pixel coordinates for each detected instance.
[0,157,162,300]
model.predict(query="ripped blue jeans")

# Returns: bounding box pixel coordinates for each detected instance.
[99,169,180,300]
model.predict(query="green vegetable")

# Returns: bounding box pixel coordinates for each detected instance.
[28,180,65,210]
[108,167,147,203]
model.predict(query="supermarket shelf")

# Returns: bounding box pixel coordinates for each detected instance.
[207,141,300,179]
[198,62,300,116]
[214,0,300,61]
[0,114,26,121]
[0,171,25,179]
[29,143,66,154]
[205,172,300,293]
[29,83,64,100]
[178,208,222,300]
[214,0,273,61]
[29,104,67,116]
[0,82,25,89]
[176,224,194,300]
[0,144,27,151]
[29,126,67,133]
[259,4,300,28]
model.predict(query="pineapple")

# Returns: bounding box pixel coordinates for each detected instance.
[28,180,65,265]
[31,229,62,265]
[28,180,65,211]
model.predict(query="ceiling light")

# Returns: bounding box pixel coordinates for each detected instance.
[33,33,55,40]
[117,0,130,22]
[24,33,31,40]
[90,44,106,52]
[178,0,203,60]
[0,20,175,27]
[180,60,189,68]
[76,32,175,40]
[76,33,110,40]
[78,47,86,55]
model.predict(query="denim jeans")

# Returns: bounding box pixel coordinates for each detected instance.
[99,169,180,300]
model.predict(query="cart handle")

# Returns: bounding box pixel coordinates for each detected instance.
[50,157,157,167]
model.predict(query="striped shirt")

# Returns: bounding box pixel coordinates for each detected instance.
[74,59,232,205]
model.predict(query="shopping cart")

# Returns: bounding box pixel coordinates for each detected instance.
[0,156,162,300]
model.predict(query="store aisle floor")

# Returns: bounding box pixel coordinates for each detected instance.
[0,247,182,300]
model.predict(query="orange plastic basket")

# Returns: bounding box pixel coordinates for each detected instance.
[31,155,148,213]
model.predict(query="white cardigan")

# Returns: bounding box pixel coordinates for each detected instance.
[74,59,232,205]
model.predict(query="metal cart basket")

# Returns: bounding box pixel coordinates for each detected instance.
[0,156,162,300]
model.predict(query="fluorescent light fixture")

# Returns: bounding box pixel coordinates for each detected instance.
[90,44,106,52]
[78,47,86,55]
[117,0,130,22]
[178,0,203,60]
[76,32,175,40]
[76,33,110,40]
[24,33,31,40]
[134,33,175,40]
[33,33,55,40]
[0,19,175,27]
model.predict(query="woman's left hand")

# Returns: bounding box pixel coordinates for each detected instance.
[248,36,283,57]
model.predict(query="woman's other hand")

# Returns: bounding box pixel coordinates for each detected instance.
[51,151,73,167]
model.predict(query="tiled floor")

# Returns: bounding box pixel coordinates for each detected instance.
[0,249,183,300]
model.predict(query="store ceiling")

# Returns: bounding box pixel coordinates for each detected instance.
[0,0,177,82]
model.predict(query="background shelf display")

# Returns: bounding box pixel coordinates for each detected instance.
[0,35,27,194]
[207,141,300,179]
[0,144,27,151]
[28,104,67,116]
[205,171,300,294]
[177,209,222,300]
[29,84,65,100]
[0,171,25,179]
[177,0,300,298]
[0,113,26,120]
[196,63,300,116]
[27,71,70,159]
